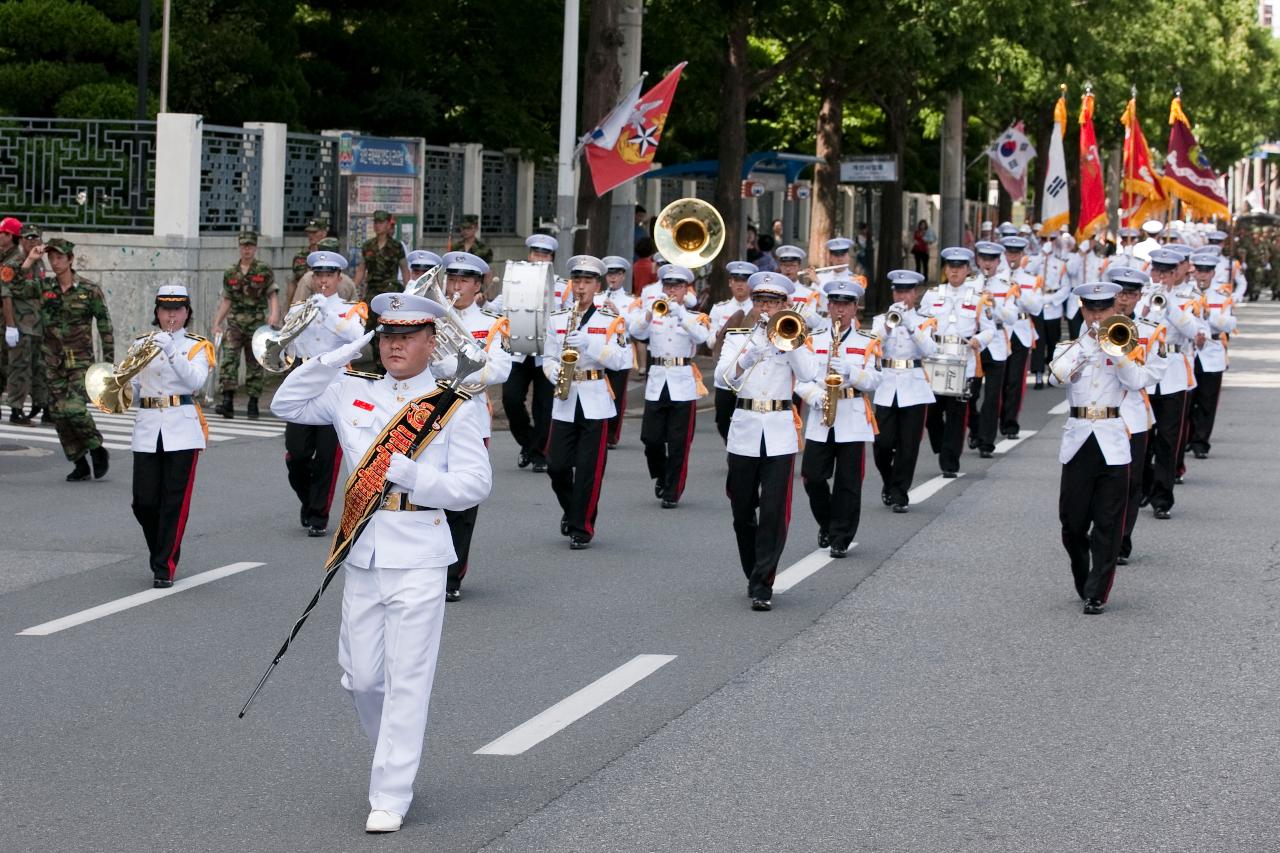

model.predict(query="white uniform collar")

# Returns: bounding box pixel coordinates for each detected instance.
[380,368,436,396]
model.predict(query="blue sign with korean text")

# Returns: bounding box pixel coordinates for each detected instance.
[341,136,417,177]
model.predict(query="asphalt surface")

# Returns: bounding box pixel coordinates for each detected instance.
[1,303,1276,852]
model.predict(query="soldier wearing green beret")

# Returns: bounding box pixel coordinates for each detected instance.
[211,231,279,419]
[40,238,114,481]
[287,217,330,305]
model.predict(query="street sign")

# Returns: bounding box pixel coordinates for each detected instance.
[840,155,898,183]
[340,135,418,177]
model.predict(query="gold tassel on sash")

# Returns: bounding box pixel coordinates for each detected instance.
[691,363,708,397]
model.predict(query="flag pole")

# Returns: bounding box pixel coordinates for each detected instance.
[554,0,581,268]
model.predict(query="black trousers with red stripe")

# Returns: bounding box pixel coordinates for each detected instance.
[445,506,478,592]
[801,437,865,550]
[1143,390,1187,512]
[1000,337,1031,435]
[547,401,609,541]
[1059,434,1128,603]
[873,401,927,506]
[726,444,794,601]
[926,394,968,474]
[604,368,629,446]
[503,357,553,464]
[131,435,200,582]
[714,387,736,443]
[966,352,1006,452]
[1187,363,1224,455]
[640,385,697,503]
[1120,431,1149,560]
[284,422,342,527]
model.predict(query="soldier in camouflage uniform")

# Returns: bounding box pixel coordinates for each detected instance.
[40,238,114,481]
[3,223,50,423]
[452,213,494,265]
[353,210,408,372]
[211,230,279,419]
[0,217,22,401]
[286,217,329,305]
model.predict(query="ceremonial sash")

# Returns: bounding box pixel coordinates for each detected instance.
[324,384,471,572]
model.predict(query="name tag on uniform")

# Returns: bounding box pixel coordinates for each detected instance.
[588,328,606,335]
[471,330,487,339]
[815,348,829,355]
[846,347,865,355]
[353,399,374,411]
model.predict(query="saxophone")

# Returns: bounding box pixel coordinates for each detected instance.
[822,320,843,428]
[554,301,583,401]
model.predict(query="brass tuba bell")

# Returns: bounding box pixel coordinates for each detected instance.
[653,198,725,269]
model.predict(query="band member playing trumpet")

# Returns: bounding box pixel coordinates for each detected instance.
[129,284,213,588]
[1186,250,1236,460]
[271,294,491,834]
[870,270,936,512]
[716,271,819,611]
[796,279,881,558]
[280,250,368,537]
[627,264,709,508]
[437,251,512,600]
[543,255,632,550]
[920,247,995,478]
[599,256,634,448]
[1049,282,1156,615]
[1136,248,1207,519]
[708,261,757,442]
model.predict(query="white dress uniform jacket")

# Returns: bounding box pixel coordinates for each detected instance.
[920,281,997,379]
[129,332,212,452]
[542,305,633,421]
[1136,286,1207,394]
[451,301,514,438]
[709,297,753,391]
[797,326,882,443]
[1007,269,1045,347]
[976,271,1018,361]
[596,285,632,316]
[1119,317,1169,434]
[285,294,367,359]
[271,359,493,568]
[1048,336,1153,465]
[1192,285,1237,373]
[1214,256,1248,301]
[869,306,937,407]
[627,303,709,402]
[1107,251,1149,272]
[715,328,819,456]
[1041,255,1077,320]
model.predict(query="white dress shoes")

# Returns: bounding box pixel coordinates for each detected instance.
[365,809,403,833]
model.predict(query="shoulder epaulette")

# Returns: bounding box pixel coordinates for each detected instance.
[344,367,382,380]
[714,298,731,307]
[184,332,208,342]
[725,327,752,335]
[597,306,618,317]
[481,307,503,319]
[550,307,570,316]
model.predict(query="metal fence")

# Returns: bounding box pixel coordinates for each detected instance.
[200,124,262,233]
[284,132,339,232]
[532,160,557,229]
[480,151,518,234]
[0,117,157,233]
[421,144,465,234]
[694,178,716,202]
[658,178,683,209]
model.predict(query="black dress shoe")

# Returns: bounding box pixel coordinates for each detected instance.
[1153,507,1171,520]
[10,407,31,425]
[300,507,309,528]
[153,578,174,589]
[750,598,772,612]
[881,489,891,506]
[517,449,531,468]
[66,456,91,481]
[607,442,618,450]
[979,449,994,458]
[1116,555,1129,565]
[90,445,109,479]
[1138,494,1151,508]
[661,499,678,509]
[967,436,979,450]
[1082,599,1105,615]
[1034,377,1044,390]
[307,525,327,537]
[817,531,831,548]
[569,536,589,550]
[445,589,462,602]
[560,516,570,536]
[891,503,908,514]
[532,461,548,473]
[1173,476,1184,485]
[654,480,664,499]
[1192,449,1208,459]
[941,471,958,479]
[829,546,848,558]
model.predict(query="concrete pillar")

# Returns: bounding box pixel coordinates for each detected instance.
[153,113,202,239]
[643,175,662,224]
[245,121,287,242]
[681,178,698,200]
[514,152,536,237]
[459,142,483,221]
[939,90,965,248]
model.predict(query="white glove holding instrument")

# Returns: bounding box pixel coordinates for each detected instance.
[564,329,589,349]
[384,453,418,492]
[150,331,176,357]
[319,330,374,367]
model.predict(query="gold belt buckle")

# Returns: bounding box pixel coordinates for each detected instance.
[660,356,681,368]
[1084,406,1108,419]
[751,399,773,413]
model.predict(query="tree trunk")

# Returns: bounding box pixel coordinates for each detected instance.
[574,0,623,256]
[873,91,908,314]
[807,68,844,258]
[997,181,1013,224]
[710,3,752,303]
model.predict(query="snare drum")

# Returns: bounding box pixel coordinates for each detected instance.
[923,338,971,399]
[501,261,556,355]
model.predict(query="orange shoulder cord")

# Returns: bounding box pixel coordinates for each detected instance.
[484,317,510,351]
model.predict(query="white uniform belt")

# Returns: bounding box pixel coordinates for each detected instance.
[139,395,194,408]
[735,398,792,413]
[1069,406,1120,420]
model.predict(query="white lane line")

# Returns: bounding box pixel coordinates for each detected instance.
[907,472,966,504]
[17,561,266,636]
[475,654,677,756]
[0,429,130,451]
[773,544,858,594]
[1048,399,1069,415]
[993,429,1037,454]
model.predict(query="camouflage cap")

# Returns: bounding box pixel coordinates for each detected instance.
[304,217,329,232]
[45,237,74,255]
[316,237,341,252]
[372,210,393,222]
[237,230,259,245]
[461,213,479,226]
[20,223,41,238]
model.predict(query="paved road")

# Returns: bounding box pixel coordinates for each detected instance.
[2,303,1276,851]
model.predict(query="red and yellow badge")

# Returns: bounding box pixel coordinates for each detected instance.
[616,111,669,166]
[1,267,13,283]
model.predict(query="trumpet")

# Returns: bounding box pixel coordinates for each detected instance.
[651,297,671,317]
[252,299,322,373]
[822,320,843,428]
[1095,314,1139,358]
[884,309,904,332]
[1149,292,1167,311]
[555,301,583,400]
[85,332,162,414]
[766,309,806,352]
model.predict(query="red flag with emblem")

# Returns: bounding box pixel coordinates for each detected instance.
[1076,92,1108,241]
[583,62,686,197]
[1118,95,1166,227]
[1161,96,1229,220]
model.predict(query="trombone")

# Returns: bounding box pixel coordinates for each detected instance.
[766,309,807,351]
[85,332,162,414]
[1096,314,1139,358]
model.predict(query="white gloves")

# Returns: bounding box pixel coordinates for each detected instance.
[739,337,773,369]
[307,293,327,310]
[4,327,17,348]
[670,302,688,320]
[319,330,374,367]
[151,331,176,357]
[827,353,847,377]
[385,453,418,491]
[433,353,459,377]
[564,329,589,349]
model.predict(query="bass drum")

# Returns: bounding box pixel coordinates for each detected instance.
[501,260,556,355]
[923,338,971,399]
